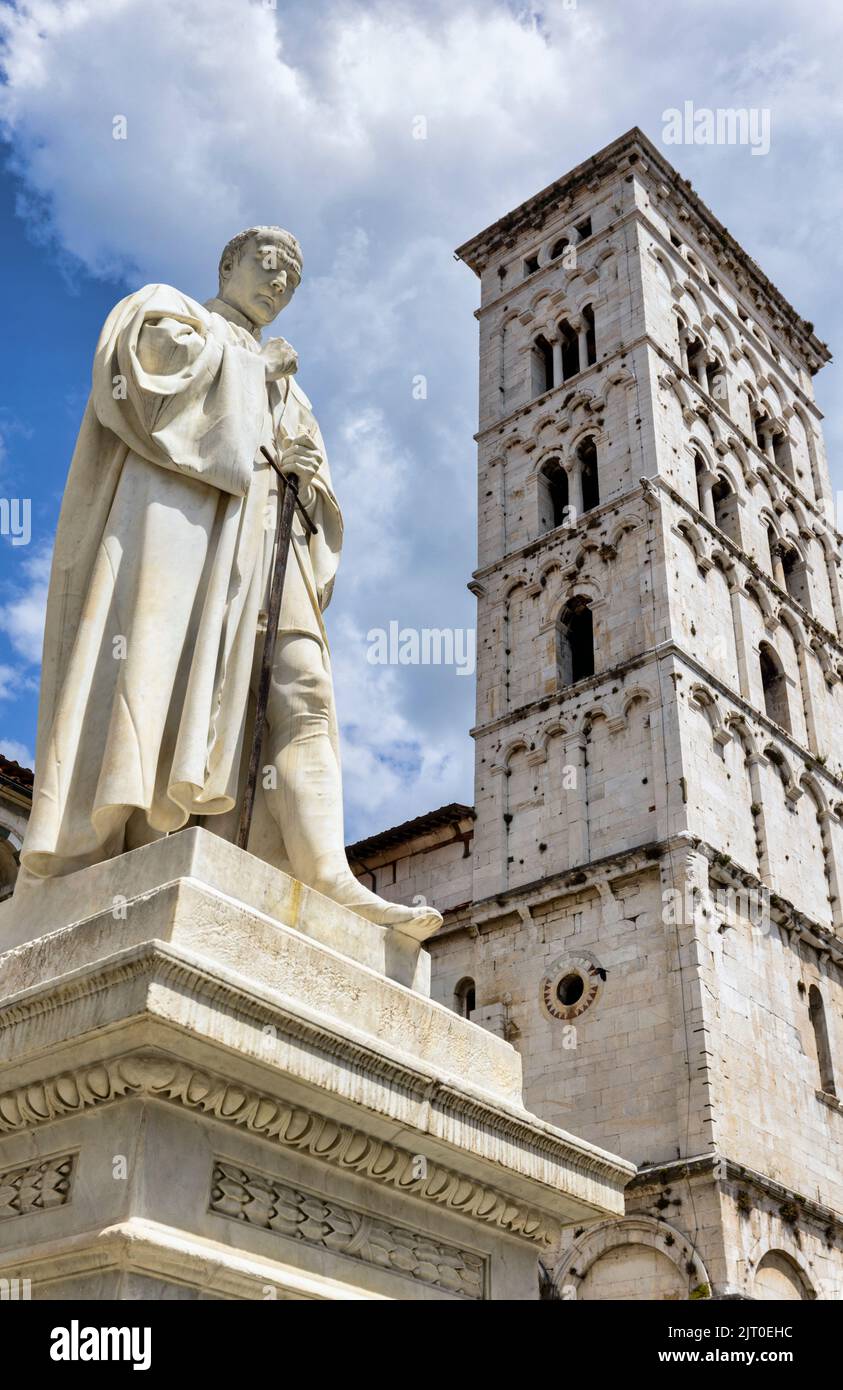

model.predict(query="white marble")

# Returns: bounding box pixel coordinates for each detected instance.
[19,226,440,941]
[0,841,632,1300]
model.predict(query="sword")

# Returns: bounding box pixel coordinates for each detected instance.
[236,442,317,851]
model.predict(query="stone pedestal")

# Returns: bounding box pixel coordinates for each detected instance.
[0,829,632,1300]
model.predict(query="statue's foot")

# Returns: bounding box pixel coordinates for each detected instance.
[347,897,443,942]
[310,867,443,941]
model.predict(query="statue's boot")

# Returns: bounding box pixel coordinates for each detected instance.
[308,857,443,941]
[264,639,443,942]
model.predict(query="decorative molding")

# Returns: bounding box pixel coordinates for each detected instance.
[0,1153,74,1219]
[0,1053,559,1245]
[629,1151,843,1234]
[210,1159,486,1299]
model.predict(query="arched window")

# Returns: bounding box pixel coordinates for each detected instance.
[759,642,790,732]
[558,318,579,381]
[694,453,709,514]
[808,985,836,1096]
[558,597,594,686]
[782,545,812,612]
[531,334,554,397]
[766,525,780,579]
[754,413,795,480]
[706,356,727,405]
[686,336,707,386]
[582,304,596,367]
[578,437,599,512]
[455,976,476,1019]
[539,459,570,531]
[711,475,741,544]
[0,834,18,903]
[550,237,570,261]
[753,407,770,454]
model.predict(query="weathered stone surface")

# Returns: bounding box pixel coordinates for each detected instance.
[0,835,632,1300]
[355,128,843,1300]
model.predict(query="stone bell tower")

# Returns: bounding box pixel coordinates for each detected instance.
[428,127,843,1300]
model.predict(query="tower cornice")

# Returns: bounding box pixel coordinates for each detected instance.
[455,126,830,373]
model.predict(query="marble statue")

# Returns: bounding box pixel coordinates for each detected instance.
[18,226,441,940]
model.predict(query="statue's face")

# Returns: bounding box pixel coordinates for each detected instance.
[219,236,300,327]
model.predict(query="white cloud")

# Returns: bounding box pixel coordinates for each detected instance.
[330,612,474,832]
[0,544,51,666]
[0,738,34,768]
[2,0,843,836]
[0,665,20,700]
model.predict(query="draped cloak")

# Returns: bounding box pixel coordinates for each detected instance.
[19,284,343,880]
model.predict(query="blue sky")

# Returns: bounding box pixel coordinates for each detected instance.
[1,0,842,840]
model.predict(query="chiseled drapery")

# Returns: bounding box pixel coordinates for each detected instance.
[22,284,342,879]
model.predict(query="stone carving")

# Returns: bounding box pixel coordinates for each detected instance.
[210,1159,485,1299]
[16,224,440,942]
[0,1053,557,1245]
[0,1154,74,1218]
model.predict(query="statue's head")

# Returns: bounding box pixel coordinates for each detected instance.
[217,225,303,328]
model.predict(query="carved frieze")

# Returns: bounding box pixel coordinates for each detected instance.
[0,1153,74,1219]
[210,1159,486,1299]
[0,1053,558,1245]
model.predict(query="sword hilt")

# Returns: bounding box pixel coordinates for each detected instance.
[259,445,318,535]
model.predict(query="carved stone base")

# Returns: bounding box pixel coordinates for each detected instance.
[0,829,632,1300]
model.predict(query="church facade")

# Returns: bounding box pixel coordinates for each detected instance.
[347,128,843,1300]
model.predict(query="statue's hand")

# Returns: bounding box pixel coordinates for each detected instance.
[280,435,322,501]
[261,336,299,381]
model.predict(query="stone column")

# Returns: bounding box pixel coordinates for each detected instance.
[564,732,589,867]
[818,809,843,932]
[746,753,771,885]
[576,322,588,374]
[760,425,776,464]
[698,468,717,522]
[551,336,562,392]
[572,459,585,517]
[729,585,751,700]
[795,644,820,754]
[678,328,690,374]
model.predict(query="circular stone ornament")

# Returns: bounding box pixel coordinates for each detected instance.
[540,951,604,1021]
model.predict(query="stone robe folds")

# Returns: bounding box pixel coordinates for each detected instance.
[22,284,343,879]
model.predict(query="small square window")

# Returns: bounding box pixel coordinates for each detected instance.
[575,217,592,241]
[670,230,682,248]
[524,254,540,276]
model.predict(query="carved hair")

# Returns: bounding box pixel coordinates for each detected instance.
[218,225,303,291]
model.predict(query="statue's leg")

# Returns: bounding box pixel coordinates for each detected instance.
[262,633,442,940]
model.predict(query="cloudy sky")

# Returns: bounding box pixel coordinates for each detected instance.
[0,0,841,841]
